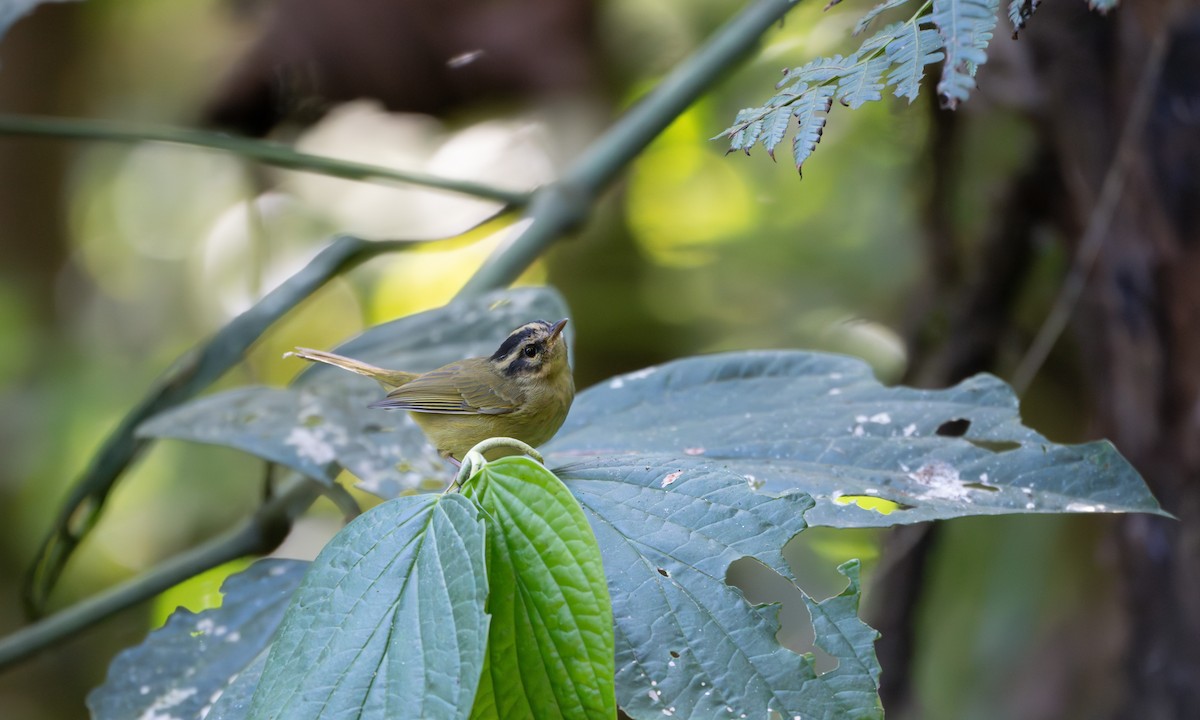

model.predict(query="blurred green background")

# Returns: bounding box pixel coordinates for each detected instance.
[1,0,1190,718]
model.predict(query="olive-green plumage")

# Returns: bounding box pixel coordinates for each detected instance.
[289,319,574,461]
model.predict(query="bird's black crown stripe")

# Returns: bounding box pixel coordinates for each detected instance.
[489,321,552,362]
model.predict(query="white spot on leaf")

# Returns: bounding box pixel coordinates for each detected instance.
[285,426,339,465]
[661,471,683,488]
[137,687,197,720]
[908,461,970,502]
[611,367,658,390]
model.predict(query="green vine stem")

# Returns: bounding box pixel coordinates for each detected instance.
[2,0,802,670]
[0,474,323,672]
[22,233,454,617]
[0,113,530,206]
[456,0,800,297]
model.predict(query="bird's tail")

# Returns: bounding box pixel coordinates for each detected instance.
[286,347,417,389]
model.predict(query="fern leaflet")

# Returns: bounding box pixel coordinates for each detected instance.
[885,24,945,101]
[763,104,796,159]
[838,54,892,109]
[853,0,917,36]
[1007,0,1039,37]
[792,86,836,174]
[932,0,999,109]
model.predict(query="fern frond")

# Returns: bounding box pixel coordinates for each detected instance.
[722,0,1004,171]
[853,0,917,36]
[885,24,945,102]
[837,55,892,109]
[792,86,836,174]
[1007,0,1039,37]
[932,0,1000,108]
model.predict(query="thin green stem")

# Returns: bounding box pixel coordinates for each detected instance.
[0,113,531,206]
[0,476,323,672]
[456,0,802,297]
[8,0,800,670]
[22,232,463,617]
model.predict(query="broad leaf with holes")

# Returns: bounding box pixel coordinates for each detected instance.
[459,457,615,720]
[248,493,488,720]
[558,456,880,719]
[138,287,571,498]
[544,351,1166,528]
[87,559,308,720]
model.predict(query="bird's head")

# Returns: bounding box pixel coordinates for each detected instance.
[488,319,570,381]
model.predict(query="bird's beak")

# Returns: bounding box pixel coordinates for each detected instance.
[550,318,568,342]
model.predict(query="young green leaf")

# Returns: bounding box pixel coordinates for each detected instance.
[248,493,489,720]
[460,457,615,720]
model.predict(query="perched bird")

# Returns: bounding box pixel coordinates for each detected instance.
[288,319,574,462]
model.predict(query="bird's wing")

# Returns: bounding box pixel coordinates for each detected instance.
[369,364,521,415]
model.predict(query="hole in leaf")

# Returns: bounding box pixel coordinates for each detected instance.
[832,495,910,515]
[657,567,671,578]
[726,557,839,674]
[936,418,970,437]
[965,438,1021,453]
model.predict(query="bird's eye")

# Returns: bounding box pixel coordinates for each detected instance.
[523,345,539,358]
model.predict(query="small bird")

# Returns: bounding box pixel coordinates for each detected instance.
[288,319,574,462]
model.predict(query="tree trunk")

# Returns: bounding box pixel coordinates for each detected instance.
[879,1,1200,717]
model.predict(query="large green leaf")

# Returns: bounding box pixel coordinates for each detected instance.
[248,493,488,720]
[87,559,308,720]
[459,457,615,720]
[559,456,880,719]
[137,286,571,497]
[544,351,1166,528]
